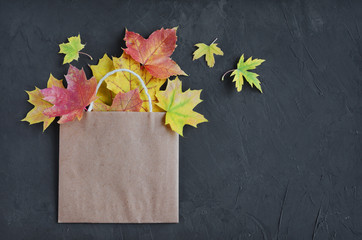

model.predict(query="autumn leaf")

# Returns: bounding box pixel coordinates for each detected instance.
[222,54,265,92]
[89,54,115,105]
[41,65,97,123]
[155,77,207,136]
[193,39,223,67]
[105,53,166,112]
[124,28,187,79]
[22,88,54,131]
[22,74,64,131]
[59,34,92,64]
[47,74,65,88]
[93,88,142,112]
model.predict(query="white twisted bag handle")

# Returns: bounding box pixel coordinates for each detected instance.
[87,69,152,112]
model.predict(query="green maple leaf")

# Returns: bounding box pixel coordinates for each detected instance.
[193,40,224,68]
[59,35,86,64]
[222,54,265,92]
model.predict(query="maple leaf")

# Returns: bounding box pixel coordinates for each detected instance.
[193,39,224,67]
[59,34,92,64]
[93,88,143,112]
[155,77,207,136]
[89,54,115,105]
[105,53,166,112]
[22,74,64,131]
[47,74,65,88]
[222,54,265,92]
[124,27,187,79]
[41,65,97,124]
[22,88,54,131]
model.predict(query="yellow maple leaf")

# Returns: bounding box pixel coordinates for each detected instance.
[47,74,64,88]
[155,77,208,136]
[105,53,167,112]
[89,54,115,105]
[193,40,224,68]
[22,74,64,131]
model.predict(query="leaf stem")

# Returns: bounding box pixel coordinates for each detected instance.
[211,38,218,45]
[79,51,93,61]
[221,69,235,80]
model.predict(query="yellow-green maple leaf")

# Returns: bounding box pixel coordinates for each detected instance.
[89,54,115,105]
[22,75,64,131]
[223,54,265,92]
[193,42,223,67]
[105,53,166,112]
[59,35,85,64]
[155,77,208,136]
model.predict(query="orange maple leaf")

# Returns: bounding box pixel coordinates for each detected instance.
[41,65,97,123]
[124,27,187,79]
[93,88,143,112]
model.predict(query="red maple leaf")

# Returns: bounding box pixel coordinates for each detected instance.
[41,65,97,123]
[124,27,187,79]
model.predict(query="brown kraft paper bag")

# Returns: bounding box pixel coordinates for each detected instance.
[58,112,179,223]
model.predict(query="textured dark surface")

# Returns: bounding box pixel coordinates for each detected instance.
[1,0,362,239]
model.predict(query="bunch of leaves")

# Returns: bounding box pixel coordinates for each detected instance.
[90,53,166,112]
[90,28,207,136]
[222,54,265,92]
[23,28,207,136]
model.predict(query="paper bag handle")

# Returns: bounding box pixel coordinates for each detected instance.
[87,69,152,112]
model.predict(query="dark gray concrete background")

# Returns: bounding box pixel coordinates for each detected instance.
[1,0,362,239]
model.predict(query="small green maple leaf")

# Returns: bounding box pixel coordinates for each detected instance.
[59,34,90,64]
[193,38,224,68]
[222,54,265,92]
